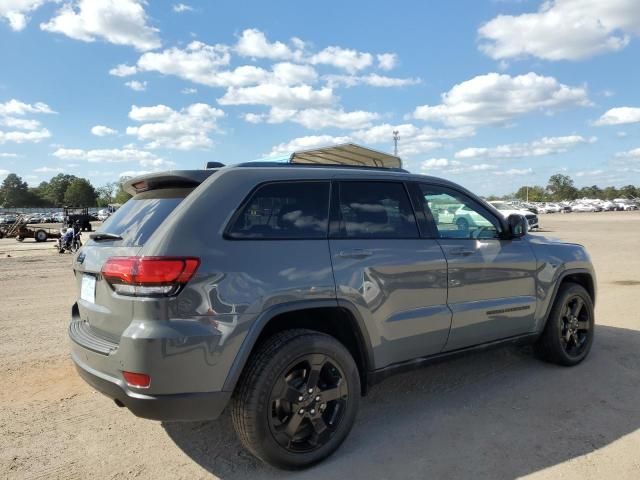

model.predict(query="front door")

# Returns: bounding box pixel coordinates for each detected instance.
[329,181,451,368]
[418,184,538,351]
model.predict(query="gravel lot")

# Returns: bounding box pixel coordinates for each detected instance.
[2,212,640,479]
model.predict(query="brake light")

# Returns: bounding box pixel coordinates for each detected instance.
[102,256,200,296]
[123,371,151,388]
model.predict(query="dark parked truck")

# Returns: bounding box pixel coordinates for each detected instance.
[64,206,93,231]
[68,144,596,469]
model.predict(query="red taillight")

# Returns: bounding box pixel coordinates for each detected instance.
[123,371,151,388]
[102,256,200,296]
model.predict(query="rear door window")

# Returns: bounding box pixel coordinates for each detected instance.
[335,182,419,238]
[227,181,330,239]
[93,187,192,246]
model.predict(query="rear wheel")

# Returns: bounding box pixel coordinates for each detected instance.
[35,229,48,242]
[231,329,360,469]
[535,282,594,366]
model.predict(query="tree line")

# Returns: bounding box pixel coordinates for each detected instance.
[0,173,132,208]
[489,174,640,202]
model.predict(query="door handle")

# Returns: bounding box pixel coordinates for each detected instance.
[338,249,373,259]
[449,247,475,256]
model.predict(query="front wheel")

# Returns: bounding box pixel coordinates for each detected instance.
[535,282,594,366]
[231,329,360,469]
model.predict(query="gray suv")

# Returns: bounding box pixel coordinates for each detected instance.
[69,149,596,469]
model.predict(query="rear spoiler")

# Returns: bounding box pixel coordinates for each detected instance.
[123,170,217,195]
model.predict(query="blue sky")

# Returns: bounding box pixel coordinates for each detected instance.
[1,0,639,195]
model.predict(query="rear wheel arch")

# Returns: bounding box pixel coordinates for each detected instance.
[224,301,373,396]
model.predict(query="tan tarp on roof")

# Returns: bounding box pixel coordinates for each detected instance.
[290,143,402,169]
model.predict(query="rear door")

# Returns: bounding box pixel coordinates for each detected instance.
[73,187,193,341]
[417,183,537,351]
[329,180,450,369]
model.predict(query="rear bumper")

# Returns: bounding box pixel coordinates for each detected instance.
[72,351,231,421]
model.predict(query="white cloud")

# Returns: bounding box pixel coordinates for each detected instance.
[353,123,474,157]
[324,74,421,88]
[0,129,51,143]
[91,125,117,136]
[412,72,590,126]
[235,28,301,60]
[0,117,41,130]
[40,0,161,51]
[218,84,334,109]
[310,46,373,73]
[34,166,63,173]
[377,53,397,70]
[0,152,18,158]
[420,158,456,170]
[119,170,150,178]
[134,41,231,85]
[181,87,197,94]
[0,99,55,116]
[125,80,147,91]
[449,163,497,174]
[454,135,596,159]
[126,103,225,150]
[268,135,352,157]
[0,99,54,144]
[495,168,534,176]
[575,169,605,177]
[245,107,379,130]
[616,147,640,159]
[52,147,171,166]
[172,3,193,13]
[594,107,640,126]
[479,0,640,61]
[109,63,138,77]
[0,0,48,31]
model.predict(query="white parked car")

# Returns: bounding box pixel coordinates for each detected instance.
[571,203,598,213]
[487,201,539,229]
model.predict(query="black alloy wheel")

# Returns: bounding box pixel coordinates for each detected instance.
[268,353,349,453]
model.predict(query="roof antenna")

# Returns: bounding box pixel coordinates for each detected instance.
[392,130,400,157]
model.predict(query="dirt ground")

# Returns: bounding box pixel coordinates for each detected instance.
[1,212,639,480]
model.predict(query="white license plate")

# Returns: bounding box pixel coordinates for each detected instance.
[81,274,96,304]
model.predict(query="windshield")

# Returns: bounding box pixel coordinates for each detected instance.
[92,187,192,247]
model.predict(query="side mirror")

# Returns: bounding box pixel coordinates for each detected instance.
[507,214,528,238]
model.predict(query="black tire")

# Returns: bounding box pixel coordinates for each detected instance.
[535,282,594,366]
[35,229,48,242]
[231,329,360,469]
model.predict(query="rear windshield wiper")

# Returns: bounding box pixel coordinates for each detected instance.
[89,232,123,241]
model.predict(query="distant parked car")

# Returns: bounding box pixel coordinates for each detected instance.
[488,201,539,230]
[571,203,598,213]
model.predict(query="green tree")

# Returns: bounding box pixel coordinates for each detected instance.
[63,178,97,206]
[0,173,31,207]
[515,185,546,202]
[113,177,133,204]
[96,181,119,207]
[618,185,638,198]
[546,174,578,201]
[602,186,619,200]
[45,173,78,206]
[578,185,603,199]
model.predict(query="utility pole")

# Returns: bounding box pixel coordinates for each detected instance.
[392,130,399,156]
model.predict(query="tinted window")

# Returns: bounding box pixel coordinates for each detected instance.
[93,187,191,247]
[337,182,418,238]
[228,181,330,239]
[419,185,500,239]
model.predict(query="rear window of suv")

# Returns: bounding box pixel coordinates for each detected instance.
[93,187,192,246]
[227,181,330,239]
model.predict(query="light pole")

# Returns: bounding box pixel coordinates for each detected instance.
[392,130,399,156]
